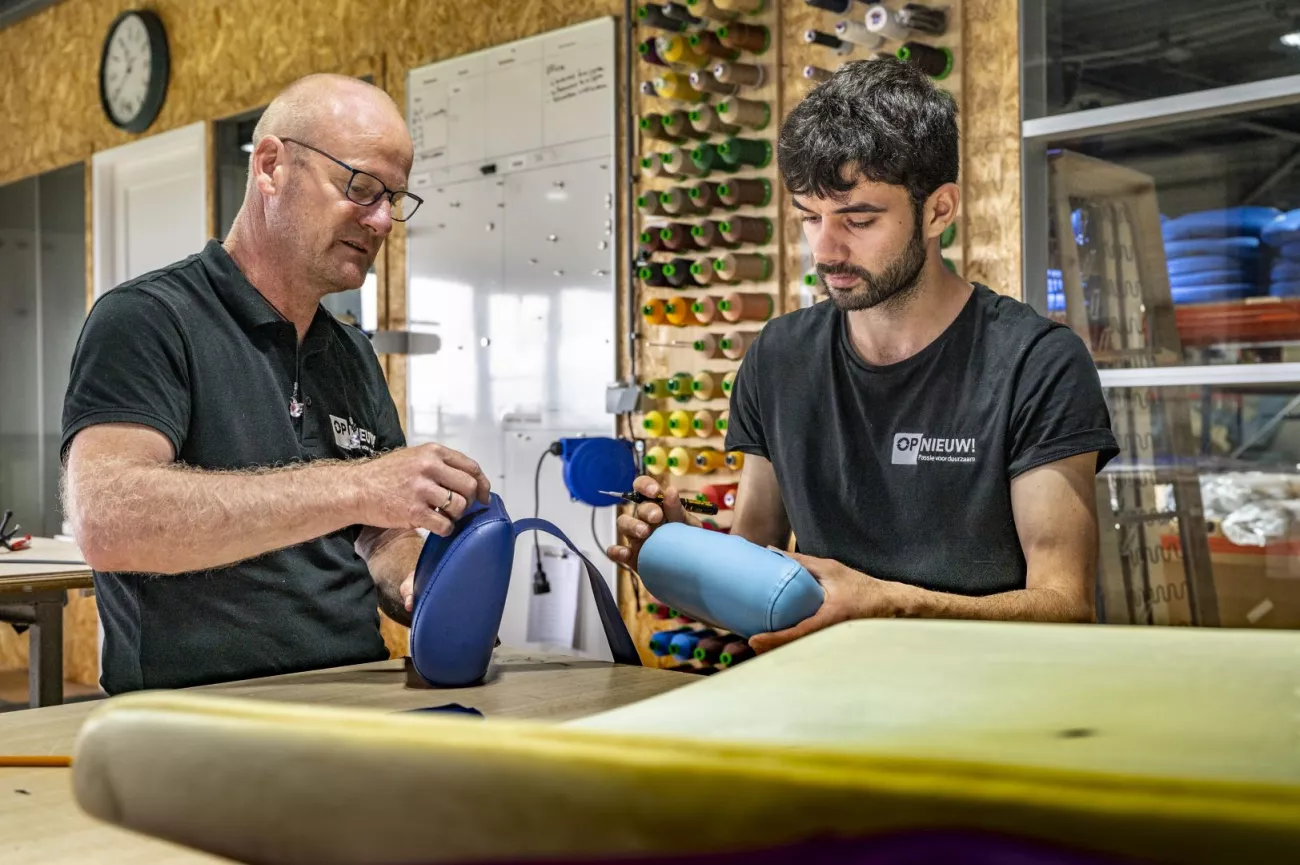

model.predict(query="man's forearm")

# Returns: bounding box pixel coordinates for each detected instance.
[359,529,424,627]
[880,580,1094,624]
[67,456,364,574]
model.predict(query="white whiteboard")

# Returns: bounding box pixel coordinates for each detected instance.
[408,18,615,176]
[404,17,619,660]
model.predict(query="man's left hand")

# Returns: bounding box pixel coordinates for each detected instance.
[748,552,891,654]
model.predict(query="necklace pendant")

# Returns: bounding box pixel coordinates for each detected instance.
[289,398,304,418]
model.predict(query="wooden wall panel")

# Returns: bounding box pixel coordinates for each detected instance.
[962,0,1022,297]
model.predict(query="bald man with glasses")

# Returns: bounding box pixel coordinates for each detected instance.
[61,74,491,694]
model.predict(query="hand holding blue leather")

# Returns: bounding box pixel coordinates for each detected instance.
[409,493,640,687]
[636,523,825,639]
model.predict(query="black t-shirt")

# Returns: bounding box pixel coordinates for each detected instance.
[725,284,1119,596]
[62,240,404,693]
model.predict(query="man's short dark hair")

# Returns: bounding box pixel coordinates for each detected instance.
[778,58,959,208]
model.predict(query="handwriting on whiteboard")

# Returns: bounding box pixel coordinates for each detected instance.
[547,63,609,105]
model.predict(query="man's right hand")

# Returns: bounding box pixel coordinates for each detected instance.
[352,443,492,537]
[606,475,700,570]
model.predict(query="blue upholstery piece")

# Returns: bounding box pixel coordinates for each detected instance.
[1161,207,1282,241]
[1167,255,1255,276]
[1169,284,1258,305]
[1261,210,1300,247]
[409,494,639,687]
[637,523,824,639]
[1169,270,1261,289]
[1163,236,1261,258]
[1270,280,1300,298]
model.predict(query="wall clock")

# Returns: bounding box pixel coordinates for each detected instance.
[99,9,170,134]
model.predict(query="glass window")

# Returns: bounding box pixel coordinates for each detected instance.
[1099,383,1300,629]
[1024,0,1300,119]
[1038,104,1300,368]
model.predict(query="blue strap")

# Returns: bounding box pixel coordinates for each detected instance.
[513,518,641,667]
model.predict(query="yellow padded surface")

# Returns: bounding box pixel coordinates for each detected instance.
[70,621,1300,865]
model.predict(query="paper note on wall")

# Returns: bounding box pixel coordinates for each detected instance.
[527,546,581,648]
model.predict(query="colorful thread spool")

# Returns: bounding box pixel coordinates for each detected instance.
[715,409,730,435]
[717,137,771,168]
[638,38,669,68]
[691,296,721,325]
[724,450,745,470]
[637,191,669,216]
[694,334,724,359]
[644,445,670,476]
[691,409,717,434]
[688,31,739,61]
[688,104,740,137]
[864,4,909,41]
[719,640,755,667]
[715,0,764,13]
[714,252,771,282]
[897,42,953,79]
[690,143,730,176]
[662,109,709,141]
[698,483,738,511]
[637,3,688,33]
[898,2,949,36]
[643,377,672,399]
[664,299,693,325]
[805,28,853,55]
[720,215,773,245]
[654,71,706,103]
[689,68,739,97]
[665,258,696,288]
[693,633,736,664]
[720,331,756,359]
[691,370,724,400]
[669,628,719,661]
[648,625,695,656]
[718,291,773,322]
[645,602,673,619]
[690,258,719,285]
[639,262,671,288]
[803,65,833,83]
[689,180,726,210]
[641,298,669,327]
[641,410,668,437]
[656,34,710,69]
[667,446,700,476]
[716,98,770,131]
[659,222,694,251]
[713,60,764,88]
[691,220,735,251]
[717,176,771,207]
[685,0,739,21]
[667,410,694,436]
[694,448,726,472]
[660,186,696,216]
[717,22,769,54]
[638,229,667,255]
[667,372,695,398]
[835,19,884,48]
[661,145,707,178]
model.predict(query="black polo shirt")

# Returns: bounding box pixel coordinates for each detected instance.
[62,239,403,694]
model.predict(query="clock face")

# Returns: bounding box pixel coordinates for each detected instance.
[99,11,169,133]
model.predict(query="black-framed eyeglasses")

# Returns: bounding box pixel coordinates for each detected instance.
[281,137,422,222]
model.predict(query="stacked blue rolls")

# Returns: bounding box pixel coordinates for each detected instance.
[1160,206,1279,304]
[1261,211,1300,299]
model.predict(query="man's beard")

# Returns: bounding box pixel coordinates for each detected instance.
[817,221,928,312]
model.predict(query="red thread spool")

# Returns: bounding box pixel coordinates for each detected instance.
[699,483,738,510]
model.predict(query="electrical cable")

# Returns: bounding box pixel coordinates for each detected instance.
[533,449,550,594]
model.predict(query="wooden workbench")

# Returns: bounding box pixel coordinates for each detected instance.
[0,650,688,864]
[0,538,93,708]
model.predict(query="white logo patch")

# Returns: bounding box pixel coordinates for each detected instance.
[892,432,977,465]
[331,414,377,454]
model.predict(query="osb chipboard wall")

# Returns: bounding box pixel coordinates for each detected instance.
[962,0,1021,297]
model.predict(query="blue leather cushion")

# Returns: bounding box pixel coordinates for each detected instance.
[1167,255,1255,276]
[1162,207,1282,242]
[1169,270,1260,289]
[1164,236,1261,258]
[1271,280,1300,298]
[409,495,516,687]
[1261,210,1300,247]
[1272,260,1300,282]
[1280,241,1300,260]
[637,523,824,638]
[1169,284,1258,305]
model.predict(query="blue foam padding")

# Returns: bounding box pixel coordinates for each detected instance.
[1170,270,1259,289]
[1280,242,1300,260]
[1169,284,1259,305]
[1162,207,1282,242]
[1271,280,1300,298]
[1272,261,1300,282]
[637,523,825,639]
[1167,255,1255,276]
[1261,210,1300,246]
[1164,236,1261,258]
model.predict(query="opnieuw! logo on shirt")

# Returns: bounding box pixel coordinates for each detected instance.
[331,414,377,455]
[891,432,977,466]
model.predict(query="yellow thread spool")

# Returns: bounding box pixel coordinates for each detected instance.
[664,301,693,327]
[667,371,695,398]
[667,410,694,434]
[691,370,723,400]
[642,378,671,399]
[694,447,727,472]
[716,409,730,433]
[667,446,700,476]
[657,34,710,69]
[725,450,746,470]
[645,446,670,476]
[721,370,737,395]
[654,72,706,104]
[641,298,668,326]
[641,411,667,437]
